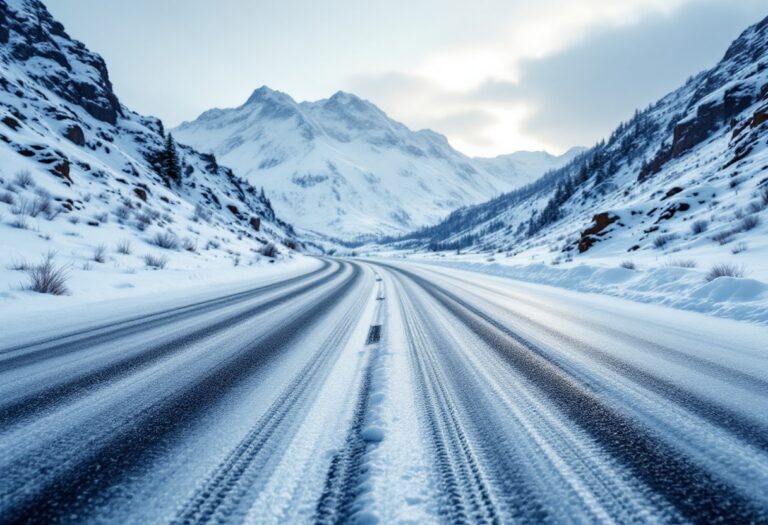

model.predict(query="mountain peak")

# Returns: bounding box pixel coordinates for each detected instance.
[322,90,379,115]
[244,85,291,105]
[328,90,358,102]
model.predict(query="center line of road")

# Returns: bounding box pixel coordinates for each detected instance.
[366,325,382,344]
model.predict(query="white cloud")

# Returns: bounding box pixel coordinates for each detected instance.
[351,0,766,156]
[415,0,691,92]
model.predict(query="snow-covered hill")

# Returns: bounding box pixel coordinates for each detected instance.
[0,0,301,301]
[376,15,768,322]
[173,88,578,240]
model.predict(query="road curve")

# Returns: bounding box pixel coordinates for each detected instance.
[0,257,766,524]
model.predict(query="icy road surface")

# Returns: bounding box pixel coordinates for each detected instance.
[0,258,767,524]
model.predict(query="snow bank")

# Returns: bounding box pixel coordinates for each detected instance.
[407,259,768,324]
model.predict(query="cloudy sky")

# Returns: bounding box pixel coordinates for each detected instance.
[48,0,766,157]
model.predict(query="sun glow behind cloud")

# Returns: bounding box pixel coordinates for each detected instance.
[366,0,696,156]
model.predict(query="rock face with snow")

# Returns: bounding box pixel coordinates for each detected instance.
[394,15,768,273]
[0,0,298,287]
[174,88,578,239]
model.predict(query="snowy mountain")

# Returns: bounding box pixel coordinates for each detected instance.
[173,88,578,240]
[389,14,768,287]
[473,148,584,188]
[0,0,301,298]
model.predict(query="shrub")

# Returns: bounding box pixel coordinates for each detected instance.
[653,233,677,249]
[14,170,34,188]
[0,192,14,205]
[143,253,168,269]
[690,220,708,235]
[116,239,132,255]
[705,263,745,282]
[192,203,212,222]
[93,244,107,263]
[44,205,61,221]
[152,231,180,250]
[114,205,132,221]
[731,242,747,254]
[93,212,109,224]
[11,197,30,216]
[10,215,28,229]
[620,260,636,270]
[740,215,760,232]
[68,216,80,225]
[135,212,153,231]
[762,188,768,206]
[27,252,69,295]
[8,257,30,271]
[29,195,53,218]
[748,201,765,214]
[711,230,734,245]
[182,237,197,252]
[665,259,697,268]
[260,242,278,258]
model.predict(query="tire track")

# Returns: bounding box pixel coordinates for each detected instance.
[313,353,376,525]
[389,264,768,523]
[390,269,673,522]
[0,263,363,525]
[173,264,371,525]
[313,272,386,525]
[0,260,333,371]
[389,270,566,523]
[395,276,501,525]
[0,262,344,428]
[416,267,768,452]
[427,268,768,393]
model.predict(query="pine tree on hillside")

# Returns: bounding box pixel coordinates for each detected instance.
[208,151,219,174]
[161,133,182,185]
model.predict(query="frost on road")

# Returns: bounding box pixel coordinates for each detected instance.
[0,258,767,524]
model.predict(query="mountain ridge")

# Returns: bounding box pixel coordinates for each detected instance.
[174,86,581,239]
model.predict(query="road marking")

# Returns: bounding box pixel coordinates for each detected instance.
[366,325,382,344]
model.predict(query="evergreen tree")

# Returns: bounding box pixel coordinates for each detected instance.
[161,133,182,185]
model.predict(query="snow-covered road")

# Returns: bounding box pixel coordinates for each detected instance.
[0,258,766,524]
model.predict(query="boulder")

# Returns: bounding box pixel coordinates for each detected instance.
[578,212,619,253]
[63,124,85,146]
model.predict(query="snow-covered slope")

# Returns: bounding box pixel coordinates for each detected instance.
[174,89,576,240]
[0,0,301,300]
[373,15,768,322]
[392,15,768,267]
